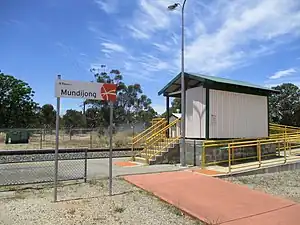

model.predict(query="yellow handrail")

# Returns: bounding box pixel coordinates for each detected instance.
[203,129,300,172]
[133,122,166,146]
[140,118,181,163]
[132,118,166,144]
[149,136,181,159]
[270,123,300,130]
[146,118,180,143]
[134,118,165,139]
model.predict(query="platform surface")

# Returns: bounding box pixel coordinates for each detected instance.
[124,171,300,225]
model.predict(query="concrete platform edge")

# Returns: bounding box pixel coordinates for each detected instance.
[116,166,189,178]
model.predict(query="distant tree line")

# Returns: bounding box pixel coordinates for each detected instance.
[269,83,300,126]
[0,70,158,130]
[1,70,300,130]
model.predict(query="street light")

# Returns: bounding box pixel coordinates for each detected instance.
[168,0,187,167]
[167,3,180,10]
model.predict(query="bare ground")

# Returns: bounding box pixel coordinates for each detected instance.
[0,178,203,225]
[224,169,300,203]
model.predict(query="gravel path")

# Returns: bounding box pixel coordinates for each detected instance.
[224,169,300,203]
[0,178,203,225]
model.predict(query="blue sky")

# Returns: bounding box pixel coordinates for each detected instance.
[1,0,300,114]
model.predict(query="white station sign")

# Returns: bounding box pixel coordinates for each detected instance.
[55,79,117,101]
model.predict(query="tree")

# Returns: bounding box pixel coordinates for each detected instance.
[62,109,86,128]
[86,69,157,128]
[0,72,39,128]
[85,107,104,128]
[137,107,157,126]
[269,83,300,126]
[40,104,56,128]
[162,98,181,118]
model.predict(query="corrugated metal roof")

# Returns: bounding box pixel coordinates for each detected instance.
[158,72,279,96]
[188,73,275,92]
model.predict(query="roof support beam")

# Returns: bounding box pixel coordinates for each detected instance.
[166,90,181,97]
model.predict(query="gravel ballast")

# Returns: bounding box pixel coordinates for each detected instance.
[224,169,300,203]
[0,178,202,225]
[0,150,136,164]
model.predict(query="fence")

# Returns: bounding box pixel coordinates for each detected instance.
[0,148,88,187]
[202,133,300,173]
[0,123,147,188]
[0,123,146,150]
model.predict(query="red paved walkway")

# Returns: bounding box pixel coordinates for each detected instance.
[124,171,300,225]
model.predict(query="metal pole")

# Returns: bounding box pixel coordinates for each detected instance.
[54,74,61,202]
[131,124,135,160]
[180,0,187,166]
[40,129,43,149]
[193,139,196,166]
[109,101,113,196]
[228,143,231,173]
[89,131,92,149]
[84,148,88,183]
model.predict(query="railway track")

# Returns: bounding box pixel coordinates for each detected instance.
[0,147,143,163]
[0,147,142,155]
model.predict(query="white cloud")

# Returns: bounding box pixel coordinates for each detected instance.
[126,0,178,39]
[94,0,118,14]
[182,0,300,75]
[90,54,157,82]
[122,54,175,81]
[127,25,150,40]
[264,67,300,87]
[153,43,170,52]
[269,68,297,79]
[101,42,126,53]
[264,81,300,88]
[138,54,174,73]
[116,0,300,78]
[91,0,300,83]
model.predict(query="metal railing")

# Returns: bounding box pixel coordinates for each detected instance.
[202,131,300,173]
[131,118,167,159]
[140,118,181,163]
[269,123,300,135]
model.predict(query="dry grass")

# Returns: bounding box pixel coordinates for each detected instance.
[0,130,132,150]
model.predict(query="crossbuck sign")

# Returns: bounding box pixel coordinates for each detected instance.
[55,79,117,101]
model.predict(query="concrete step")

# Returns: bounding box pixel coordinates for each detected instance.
[141,149,168,154]
[140,152,163,158]
[133,139,180,165]
[147,138,178,143]
[134,156,156,165]
[134,156,147,164]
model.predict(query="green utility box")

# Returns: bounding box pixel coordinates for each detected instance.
[5,131,30,144]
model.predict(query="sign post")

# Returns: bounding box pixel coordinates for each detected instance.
[54,78,117,202]
[54,75,61,202]
[109,101,113,196]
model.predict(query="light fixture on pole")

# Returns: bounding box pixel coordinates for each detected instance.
[167,3,180,10]
[167,0,187,167]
